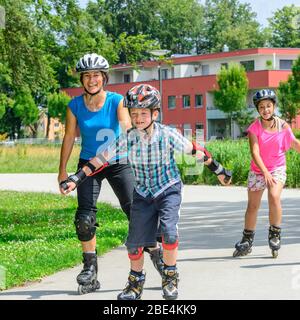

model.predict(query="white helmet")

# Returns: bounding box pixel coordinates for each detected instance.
[76,53,109,73]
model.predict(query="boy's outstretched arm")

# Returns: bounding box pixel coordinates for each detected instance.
[59,153,110,194]
[191,141,232,186]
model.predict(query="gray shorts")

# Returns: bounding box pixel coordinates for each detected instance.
[125,182,182,249]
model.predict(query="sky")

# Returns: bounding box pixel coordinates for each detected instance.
[79,0,300,27]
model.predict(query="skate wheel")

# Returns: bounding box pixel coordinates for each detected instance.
[272,250,278,258]
[233,248,252,257]
[233,250,239,257]
[95,280,101,290]
[78,285,86,295]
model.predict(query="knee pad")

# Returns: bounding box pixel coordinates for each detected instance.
[127,247,144,261]
[162,234,178,250]
[74,210,98,242]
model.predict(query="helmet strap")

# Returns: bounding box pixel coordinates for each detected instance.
[260,115,276,128]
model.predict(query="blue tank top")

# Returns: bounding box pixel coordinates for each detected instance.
[68,91,123,160]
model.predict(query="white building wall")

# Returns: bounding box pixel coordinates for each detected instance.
[109,53,299,84]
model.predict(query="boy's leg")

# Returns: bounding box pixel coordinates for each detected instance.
[118,191,157,300]
[157,183,181,300]
[117,248,146,300]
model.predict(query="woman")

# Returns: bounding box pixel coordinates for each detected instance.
[58,53,135,294]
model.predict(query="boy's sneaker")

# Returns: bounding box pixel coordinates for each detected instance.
[117,270,146,300]
[162,267,179,300]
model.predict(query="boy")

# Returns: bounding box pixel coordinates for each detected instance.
[62,84,232,300]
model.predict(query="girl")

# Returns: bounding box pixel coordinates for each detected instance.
[233,89,300,258]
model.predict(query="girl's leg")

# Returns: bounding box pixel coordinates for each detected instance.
[244,189,264,230]
[267,182,284,258]
[233,188,264,257]
[268,182,284,226]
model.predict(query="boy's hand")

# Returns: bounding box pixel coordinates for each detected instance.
[59,180,77,195]
[217,173,232,186]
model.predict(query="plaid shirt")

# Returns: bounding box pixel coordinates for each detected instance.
[104,122,192,198]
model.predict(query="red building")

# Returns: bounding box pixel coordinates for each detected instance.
[64,48,300,140]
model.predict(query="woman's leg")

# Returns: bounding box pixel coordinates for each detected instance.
[76,160,101,252]
[105,164,135,220]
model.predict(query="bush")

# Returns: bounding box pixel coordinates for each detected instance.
[177,139,300,188]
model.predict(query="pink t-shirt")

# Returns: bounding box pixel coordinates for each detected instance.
[247,118,296,174]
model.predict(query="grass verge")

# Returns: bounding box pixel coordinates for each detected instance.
[0,191,128,289]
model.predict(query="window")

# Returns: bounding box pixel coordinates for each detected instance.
[161,69,168,80]
[183,124,192,136]
[195,123,204,130]
[195,95,203,108]
[124,74,130,83]
[201,65,209,76]
[54,122,60,128]
[240,60,255,71]
[168,96,176,110]
[280,60,293,70]
[183,95,190,108]
[195,123,204,141]
[221,63,228,69]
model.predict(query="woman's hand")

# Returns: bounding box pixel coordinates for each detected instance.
[58,170,69,195]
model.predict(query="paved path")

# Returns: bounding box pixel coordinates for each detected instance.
[1,174,300,300]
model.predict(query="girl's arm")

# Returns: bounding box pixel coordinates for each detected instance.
[291,139,300,153]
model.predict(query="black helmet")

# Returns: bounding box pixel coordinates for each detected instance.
[124,84,161,110]
[76,53,109,73]
[253,89,277,108]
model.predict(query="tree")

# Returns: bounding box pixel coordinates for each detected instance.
[154,0,205,54]
[268,5,300,48]
[277,56,300,124]
[91,0,205,56]
[114,33,159,64]
[232,109,255,136]
[46,91,71,138]
[14,89,39,137]
[200,0,266,53]
[213,63,249,137]
[47,91,71,124]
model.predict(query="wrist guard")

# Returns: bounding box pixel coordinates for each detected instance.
[207,159,232,183]
[192,141,211,161]
[59,168,87,191]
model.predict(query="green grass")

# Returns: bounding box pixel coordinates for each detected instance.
[0,145,80,173]
[0,191,128,289]
[1,141,300,187]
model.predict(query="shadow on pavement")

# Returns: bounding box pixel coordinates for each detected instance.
[178,198,300,250]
